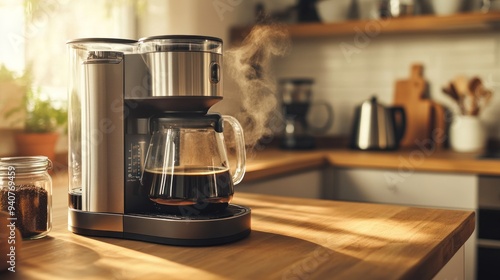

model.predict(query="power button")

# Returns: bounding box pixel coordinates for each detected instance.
[210,62,220,84]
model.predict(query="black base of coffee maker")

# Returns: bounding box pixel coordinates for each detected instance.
[281,136,316,150]
[69,204,251,246]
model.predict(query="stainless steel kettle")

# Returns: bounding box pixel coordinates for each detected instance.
[350,96,406,150]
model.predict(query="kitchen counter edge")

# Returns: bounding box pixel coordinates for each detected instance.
[244,148,500,182]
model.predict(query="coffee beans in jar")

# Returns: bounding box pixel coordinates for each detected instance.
[0,156,52,239]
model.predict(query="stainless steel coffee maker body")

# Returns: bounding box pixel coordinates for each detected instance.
[67,36,250,246]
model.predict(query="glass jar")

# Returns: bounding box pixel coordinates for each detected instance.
[0,156,52,239]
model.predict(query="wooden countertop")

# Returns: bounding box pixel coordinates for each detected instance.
[10,174,475,280]
[244,148,500,182]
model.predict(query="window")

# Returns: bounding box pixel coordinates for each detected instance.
[0,0,137,116]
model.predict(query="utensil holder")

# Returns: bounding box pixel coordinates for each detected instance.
[450,115,487,152]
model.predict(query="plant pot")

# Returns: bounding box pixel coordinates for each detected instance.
[14,132,59,163]
[449,115,487,153]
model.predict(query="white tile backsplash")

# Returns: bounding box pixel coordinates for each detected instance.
[273,31,500,139]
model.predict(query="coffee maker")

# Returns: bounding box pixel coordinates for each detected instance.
[279,78,333,149]
[67,35,250,246]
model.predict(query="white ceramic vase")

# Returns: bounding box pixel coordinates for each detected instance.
[315,0,352,23]
[449,115,487,152]
[432,0,463,15]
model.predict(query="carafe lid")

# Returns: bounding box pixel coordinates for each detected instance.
[151,113,224,133]
[279,78,314,85]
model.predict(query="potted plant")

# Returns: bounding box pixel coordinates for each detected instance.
[3,65,67,162]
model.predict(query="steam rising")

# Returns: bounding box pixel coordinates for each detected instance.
[224,25,291,148]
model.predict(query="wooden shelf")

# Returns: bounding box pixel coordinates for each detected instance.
[230,12,500,42]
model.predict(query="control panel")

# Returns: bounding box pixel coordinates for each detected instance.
[126,136,148,182]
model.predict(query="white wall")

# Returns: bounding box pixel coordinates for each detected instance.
[137,0,255,44]
[274,31,500,138]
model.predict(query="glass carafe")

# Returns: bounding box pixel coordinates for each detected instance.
[141,113,245,214]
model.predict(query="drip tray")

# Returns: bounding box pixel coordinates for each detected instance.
[129,204,250,220]
[123,204,251,246]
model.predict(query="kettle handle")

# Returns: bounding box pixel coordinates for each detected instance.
[222,115,246,185]
[391,107,406,144]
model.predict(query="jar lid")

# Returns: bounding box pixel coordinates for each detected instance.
[0,156,52,174]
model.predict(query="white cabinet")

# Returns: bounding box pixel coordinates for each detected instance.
[238,169,324,199]
[332,168,478,209]
[434,246,465,280]
[330,167,478,280]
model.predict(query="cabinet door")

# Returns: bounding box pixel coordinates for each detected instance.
[238,170,323,199]
[477,176,500,278]
[478,176,500,210]
[332,168,478,209]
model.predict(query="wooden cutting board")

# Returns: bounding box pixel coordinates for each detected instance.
[394,64,445,149]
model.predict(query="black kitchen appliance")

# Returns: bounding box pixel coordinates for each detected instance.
[279,78,333,149]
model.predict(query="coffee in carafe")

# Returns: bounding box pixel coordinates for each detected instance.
[143,166,233,213]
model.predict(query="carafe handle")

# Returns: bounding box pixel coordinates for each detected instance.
[308,101,334,133]
[222,115,246,185]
